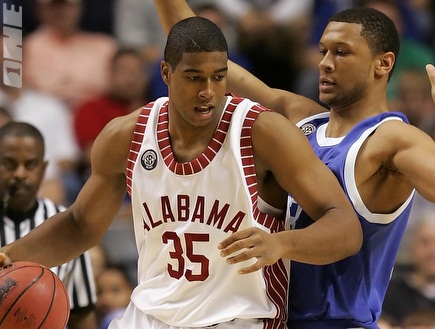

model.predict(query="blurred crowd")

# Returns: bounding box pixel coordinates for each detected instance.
[1,0,435,328]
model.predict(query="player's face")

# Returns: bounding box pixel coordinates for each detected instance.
[412,221,435,278]
[162,51,228,128]
[0,136,47,213]
[95,268,132,317]
[318,22,376,110]
[110,53,148,103]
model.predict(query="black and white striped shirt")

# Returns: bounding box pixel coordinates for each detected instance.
[0,198,97,311]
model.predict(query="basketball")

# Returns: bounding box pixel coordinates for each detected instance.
[0,261,70,329]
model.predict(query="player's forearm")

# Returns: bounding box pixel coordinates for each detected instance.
[227,61,275,104]
[154,0,195,35]
[278,208,362,265]
[3,210,98,268]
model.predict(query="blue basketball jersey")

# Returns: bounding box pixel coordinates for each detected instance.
[287,112,415,329]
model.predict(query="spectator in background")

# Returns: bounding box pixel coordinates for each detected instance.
[382,216,435,325]
[405,0,435,48]
[392,68,435,135]
[0,84,80,205]
[95,264,134,329]
[23,0,117,110]
[0,107,11,127]
[70,48,149,203]
[378,314,397,329]
[80,0,115,35]
[215,0,315,27]
[114,0,166,65]
[401,309,435,329]
[218,0,314,92]
[360,0,435,102]
[0,122,97,329]
[1,19,79,205]
[89,243,109,281]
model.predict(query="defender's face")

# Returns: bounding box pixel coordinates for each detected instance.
[0,136,46,213]
[162,51,228,128]
[318,22,376,109]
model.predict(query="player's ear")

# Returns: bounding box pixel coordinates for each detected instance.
[375,52,395,77]
[160,61,171,86]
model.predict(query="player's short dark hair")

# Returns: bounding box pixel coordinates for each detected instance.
[329,7,400,78]
[0,122,45,155]
[164,16,228,71]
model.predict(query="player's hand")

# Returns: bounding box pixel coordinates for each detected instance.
[425,64,435,104]
[218,227,283,274]
[0,251,12,267]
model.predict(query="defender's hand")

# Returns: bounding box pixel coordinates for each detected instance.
[425,64,435,104]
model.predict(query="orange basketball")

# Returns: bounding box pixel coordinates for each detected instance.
[0,261,70,329]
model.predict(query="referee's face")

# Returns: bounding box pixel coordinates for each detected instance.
[0,135,48,214]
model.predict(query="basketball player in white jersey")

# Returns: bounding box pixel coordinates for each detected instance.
[0,17,361,329]
[0,122,97,329]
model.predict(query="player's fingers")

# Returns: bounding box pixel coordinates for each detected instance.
[237,259,265,275]
[225,247,258,265]
[426,64,435,84]
[0,252,11,266]
[218,229,257,256]
[425,64,435,104]
[218,229,254,249]
[219,239,250,257]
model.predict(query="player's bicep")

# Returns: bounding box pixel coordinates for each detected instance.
[71,115,133,235]
[391,125,435,202]
[253,112,348,220]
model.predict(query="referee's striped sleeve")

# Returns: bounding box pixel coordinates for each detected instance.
[43,199,97,310]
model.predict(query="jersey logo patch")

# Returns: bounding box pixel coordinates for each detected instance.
[141,149,158,170]
[300,123,316,136]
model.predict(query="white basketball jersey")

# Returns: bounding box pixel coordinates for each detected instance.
[125,96,288,328]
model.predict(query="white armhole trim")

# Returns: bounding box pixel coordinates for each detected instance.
[344,117,415,224]
[258,196,284,217]
[296,112,330,128]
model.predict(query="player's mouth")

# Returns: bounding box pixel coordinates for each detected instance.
[195,105,213,116]
[319,77,335,92]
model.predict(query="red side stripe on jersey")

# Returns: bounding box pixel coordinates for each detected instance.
[239,101,288,327]
[126,103,154,196]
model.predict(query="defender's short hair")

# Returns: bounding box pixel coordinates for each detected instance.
[329,7,400,78]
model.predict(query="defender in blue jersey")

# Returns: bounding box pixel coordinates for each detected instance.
[223,7,435,329]
[154,3,435,329]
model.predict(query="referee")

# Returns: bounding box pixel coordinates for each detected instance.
[0,122,97,329]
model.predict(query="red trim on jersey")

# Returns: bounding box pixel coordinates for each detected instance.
[126,102,155,196]
[240,101,288,328]
[156,98,243,175]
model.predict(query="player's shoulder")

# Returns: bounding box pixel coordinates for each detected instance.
[90,107,145,173]
[372,115,415,140]
[101,107,143,141]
